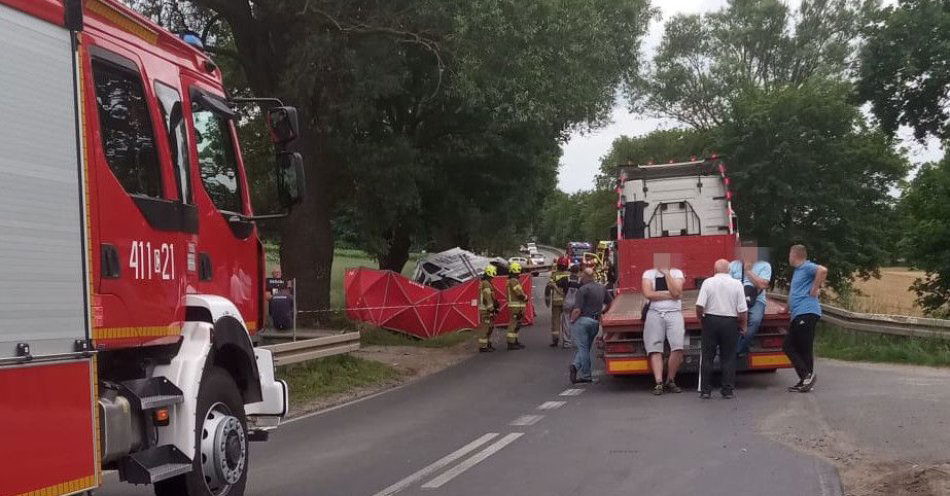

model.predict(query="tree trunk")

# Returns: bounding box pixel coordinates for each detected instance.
[280,131,334,325]
[377,226,411,274]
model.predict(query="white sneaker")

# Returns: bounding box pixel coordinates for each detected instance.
[799,372,816,392]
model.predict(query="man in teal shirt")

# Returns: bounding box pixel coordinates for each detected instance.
[785,244,828,393]
[729,244,771,357]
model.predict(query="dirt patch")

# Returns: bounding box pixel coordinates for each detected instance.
[846,462,950,496]
[353,342,475,376]
[760,395,950,496]
[287,341,475,417]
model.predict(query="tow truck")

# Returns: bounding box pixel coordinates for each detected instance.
[599,158,793,376]
[0,1,303,495]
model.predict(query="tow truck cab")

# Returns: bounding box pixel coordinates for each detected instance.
[0,1,302,495]
[600,158,793,376]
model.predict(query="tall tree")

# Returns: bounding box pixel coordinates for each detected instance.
[900,155,950,316]
[634,0,866,128]
[856,0,950,141]
[720,82,909,291]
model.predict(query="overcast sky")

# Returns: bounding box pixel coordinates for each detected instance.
[557,0,945,193]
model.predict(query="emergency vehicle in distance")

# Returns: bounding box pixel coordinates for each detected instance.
[598,158,793,376]
[1,1,304,495]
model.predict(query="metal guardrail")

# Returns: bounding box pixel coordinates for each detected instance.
[768,293,950,340]
[261,332,361,366]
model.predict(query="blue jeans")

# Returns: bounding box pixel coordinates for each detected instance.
[737,300,766,355]
[571,317,599,380]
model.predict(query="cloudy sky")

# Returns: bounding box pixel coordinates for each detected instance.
[557,0,945,193]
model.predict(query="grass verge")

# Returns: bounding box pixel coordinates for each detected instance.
[360,326,474,348]
[815,322,950,367]
[277,354,402,409]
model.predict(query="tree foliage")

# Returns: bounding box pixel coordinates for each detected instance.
[634,0,866,128]
[536,189,616,248]
[596,128,715,187]
[900,156,950,316]
[720,82,908,291]
[857,0,950,141]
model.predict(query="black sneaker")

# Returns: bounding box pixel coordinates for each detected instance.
[550,338,559,347]
[799,373,816,392]
[721,390,734,399]
[664,381,682,393]
[787,380,804,392]
[700,391,712,400]
[479,346,493,353]
[652,383,664,396]
[569,364,578,384]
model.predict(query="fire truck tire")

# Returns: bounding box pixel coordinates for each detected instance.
[155,367,248,496]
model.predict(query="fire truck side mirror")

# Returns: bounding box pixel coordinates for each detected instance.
[276,152,305,207]
[267,106,300,145]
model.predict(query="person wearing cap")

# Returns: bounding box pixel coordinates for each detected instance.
[506,262,529,350]
[545,256,571,347]
[696,259,748,399]
[478,265,500,352]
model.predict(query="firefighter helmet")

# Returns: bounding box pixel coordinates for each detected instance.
[556,256,569,270]
[509,262,522,274]
[483,265,497,277]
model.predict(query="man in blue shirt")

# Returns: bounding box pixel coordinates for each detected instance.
[785,244,828,393]
[729,244,772,358]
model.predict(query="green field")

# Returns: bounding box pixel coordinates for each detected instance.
[815,322,950,368]
[265,245,417,309]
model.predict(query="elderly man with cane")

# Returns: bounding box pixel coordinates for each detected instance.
[696,259,748,399]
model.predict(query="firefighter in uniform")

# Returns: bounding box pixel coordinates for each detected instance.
[478,265,499,352]
[506,262,528,350]
[545,256,570,347]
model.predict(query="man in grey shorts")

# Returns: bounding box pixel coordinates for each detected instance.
[642,253,686,395]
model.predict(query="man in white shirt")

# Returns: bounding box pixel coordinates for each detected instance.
[642,252,686,395]
[696,259,749,399]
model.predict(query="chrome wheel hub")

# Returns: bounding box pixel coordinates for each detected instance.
[200,403,246,494]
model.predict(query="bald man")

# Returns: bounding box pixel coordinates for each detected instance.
[696,259,748,399]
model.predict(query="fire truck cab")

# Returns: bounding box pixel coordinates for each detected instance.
[0,1,301,495]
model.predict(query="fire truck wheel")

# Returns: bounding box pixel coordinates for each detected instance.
[155,367,248,496]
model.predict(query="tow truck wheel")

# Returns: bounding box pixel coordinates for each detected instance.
[155,367,248,496]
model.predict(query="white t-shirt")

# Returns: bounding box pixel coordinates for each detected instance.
[642,268,685,311]
[696,272,748,317]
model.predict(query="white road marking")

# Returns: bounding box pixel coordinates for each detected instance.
[560,388,585,396]
[372,433,499,496]
[537,401,566,410]
[421,433,524,489]
[509,414,544,426]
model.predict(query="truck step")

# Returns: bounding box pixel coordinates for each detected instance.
[119,377,184,410]
[119,445,192,484]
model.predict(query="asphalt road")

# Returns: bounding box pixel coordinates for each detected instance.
[99,274,950,496]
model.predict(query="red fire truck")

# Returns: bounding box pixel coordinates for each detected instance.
[599,158,793,377]
[0,1,303,495]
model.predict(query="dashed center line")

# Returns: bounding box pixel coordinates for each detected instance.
[509,414,544,426]
[560,388,585,396]
[421,433,524,489]
[537,401,566,410]
[372,433,499,496]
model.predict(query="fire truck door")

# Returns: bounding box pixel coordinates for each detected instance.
[185,83,260,330]
[85,44,190,342]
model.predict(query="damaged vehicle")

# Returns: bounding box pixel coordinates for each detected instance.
[413,247,507,289]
